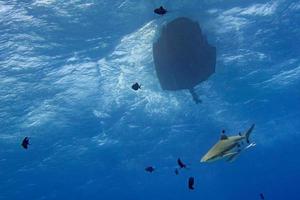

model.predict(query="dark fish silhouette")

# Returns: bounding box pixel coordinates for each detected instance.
[175,168,179,175]
[154,6,167,15]
[145,166,155,173]
[188,177,195,190]
[260,193,265,199]
[21,137,30,149]
[131,82,141,91]
[177,158,186,169]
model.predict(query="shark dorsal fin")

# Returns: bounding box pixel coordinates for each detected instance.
[220,134,228,140]
[220,130,228,140]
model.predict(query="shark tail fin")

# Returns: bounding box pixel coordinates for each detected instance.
[245,124,255,143]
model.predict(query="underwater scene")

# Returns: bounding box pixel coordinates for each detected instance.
[1,0,300,199]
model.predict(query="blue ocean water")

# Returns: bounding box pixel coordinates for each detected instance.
[1,0,300,199]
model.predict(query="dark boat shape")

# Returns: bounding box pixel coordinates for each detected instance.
[153,17,216,103]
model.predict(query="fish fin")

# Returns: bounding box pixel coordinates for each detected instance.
[244,124,255,143]
[220,134,228,140]
[226,152,240,162]
[223,151,239,157]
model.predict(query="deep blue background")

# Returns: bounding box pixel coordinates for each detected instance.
[1,0,300,199]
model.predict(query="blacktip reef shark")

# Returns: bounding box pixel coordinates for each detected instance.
[201,124,256,163]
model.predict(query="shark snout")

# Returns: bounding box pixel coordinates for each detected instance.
[200,156,208,163]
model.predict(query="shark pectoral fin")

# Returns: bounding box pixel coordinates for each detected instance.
[222,152,239,157]
[226,152,240,162]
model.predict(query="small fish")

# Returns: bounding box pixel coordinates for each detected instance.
[188,177,195,190]
[21,137,30,149]
[177,158,187,169]
[154,6,167,15]
[260,193,265,199]
[145,166,155,173]
[131,82,141,91]
[175,168,179,175]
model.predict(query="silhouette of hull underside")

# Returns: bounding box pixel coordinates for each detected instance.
[153,17,216,90]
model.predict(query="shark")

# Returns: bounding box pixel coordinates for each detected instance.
[200,124,256,163]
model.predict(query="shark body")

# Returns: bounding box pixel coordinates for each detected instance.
[201,124,255,163]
